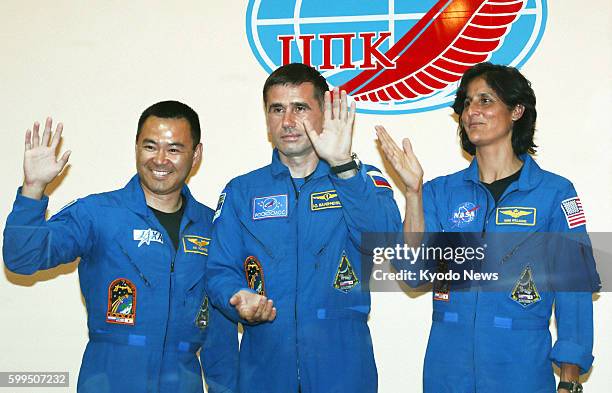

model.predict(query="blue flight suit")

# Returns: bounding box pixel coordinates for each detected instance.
[206,150,401,393]
[419,155,598,393]
[3,175,238,393]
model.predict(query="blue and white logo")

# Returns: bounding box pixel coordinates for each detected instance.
[133,229,163,247]
[449,202,480,228]
[253,194,289,220]
[246,0,547,114]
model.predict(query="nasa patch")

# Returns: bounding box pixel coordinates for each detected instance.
[246,0,547,114]
[252,194,288,220]
[106,278,136,325]
[449,202,480,228]
[244,256,266,296]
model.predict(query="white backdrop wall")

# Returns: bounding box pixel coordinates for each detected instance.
[0,1,610,392]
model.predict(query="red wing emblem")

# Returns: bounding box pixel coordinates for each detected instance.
[341,0,526,102]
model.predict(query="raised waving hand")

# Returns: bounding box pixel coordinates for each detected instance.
[375,125,423,194]
[303,88,356,168]
[22,117,71,199]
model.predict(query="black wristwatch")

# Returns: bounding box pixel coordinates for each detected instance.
[330,153,361,175]
[558,381,583,393]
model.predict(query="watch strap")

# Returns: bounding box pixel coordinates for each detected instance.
[330,153,359,175]
[558,381,583,393]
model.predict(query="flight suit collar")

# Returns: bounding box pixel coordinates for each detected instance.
[270,148,331,180]
[462,154,543,191]
[120,174,203,223]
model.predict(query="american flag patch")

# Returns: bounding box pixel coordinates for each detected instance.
[367,170,392,190]
[560,197,586,229]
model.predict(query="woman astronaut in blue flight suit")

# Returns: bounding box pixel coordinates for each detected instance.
[376,63,599,393]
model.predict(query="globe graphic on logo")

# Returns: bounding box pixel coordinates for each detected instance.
[247,0,547,114]
[262,198,277,211]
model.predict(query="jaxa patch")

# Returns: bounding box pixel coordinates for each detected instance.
[195,296,209,330]
[133,228,163,247]
[367,170,392,190]
[213,192,226,223]
[510,266,541,307]
[244,256,266,295]
[310,190,342,211]
[496,207,536,226]
[449,202,479,228]
[333,252,359,293]
[183,235,210,255]
[252,194,288,220]
[106,278,136,325]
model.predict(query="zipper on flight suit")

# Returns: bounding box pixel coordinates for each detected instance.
[290,176,302,392]
[473,183,518,391]
[290,171,313,393]
[160,218,192,382]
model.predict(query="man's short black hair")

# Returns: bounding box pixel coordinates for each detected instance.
[452,62,537,156]
[263,63,329,107]
[137,100,201,148]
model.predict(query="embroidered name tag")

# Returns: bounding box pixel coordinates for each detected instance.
[496,207,536,226]
[311,190,342,211]
[183,235,210,255]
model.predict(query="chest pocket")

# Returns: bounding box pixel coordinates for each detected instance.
[111,230,169,288]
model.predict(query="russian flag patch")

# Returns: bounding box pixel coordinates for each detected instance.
[367,170,392,190]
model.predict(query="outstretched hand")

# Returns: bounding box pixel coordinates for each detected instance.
[303,88,356,167]
[229,289,277,324]
[375,125,423,195]
[22,117,71,199]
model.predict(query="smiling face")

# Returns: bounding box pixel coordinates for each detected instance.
[265,82,324,161]
[461,77,524,151]
[135,116,202,199]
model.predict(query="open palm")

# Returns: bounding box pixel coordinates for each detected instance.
[375,125,423,194]
[23,117,71,189]
[304,88,356,166]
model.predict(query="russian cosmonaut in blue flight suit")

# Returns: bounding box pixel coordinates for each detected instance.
[3,102,238,393]
[376,62,600,393]
[206,64,401,393]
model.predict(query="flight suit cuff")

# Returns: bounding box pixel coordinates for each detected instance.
[14,187,49,212]
[329,168,368,195]
[550,339,594,373]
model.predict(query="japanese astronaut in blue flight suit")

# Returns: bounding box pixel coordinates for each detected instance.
[3,101,238,393]
[376,63,600,393]
[206,63,402,393]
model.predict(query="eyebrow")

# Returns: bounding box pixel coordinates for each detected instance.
[268,103,285,111]
[141,138,186,148]
[268,101,312,110]
[465,92,494,100]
